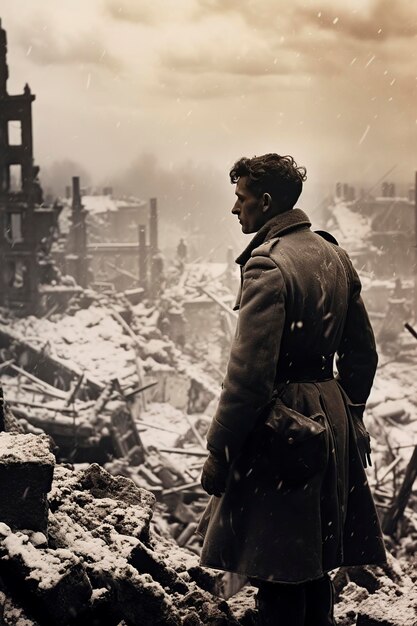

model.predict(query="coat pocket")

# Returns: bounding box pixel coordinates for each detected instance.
[249,401,328,486]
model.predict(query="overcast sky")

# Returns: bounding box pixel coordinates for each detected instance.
[1,0,416,201]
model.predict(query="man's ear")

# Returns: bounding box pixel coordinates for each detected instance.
[262,192,272,213]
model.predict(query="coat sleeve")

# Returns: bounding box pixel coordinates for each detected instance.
[206,254,286,462]
[336,257,378,408]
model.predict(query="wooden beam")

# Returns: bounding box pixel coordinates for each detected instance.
[10,364,67,400]
[382,444,417,536]
[158,447,207,457]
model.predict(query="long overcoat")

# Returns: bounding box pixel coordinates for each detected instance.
[198,208,386,584]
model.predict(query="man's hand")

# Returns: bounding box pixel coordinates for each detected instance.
[348,403,372,468]
[201,453,229,497]
[356,426,372,468]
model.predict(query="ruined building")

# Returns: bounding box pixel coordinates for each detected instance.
[0,20,60,314]
[65,176,89,288]
[328,180,416,279]
[58,187,160,294]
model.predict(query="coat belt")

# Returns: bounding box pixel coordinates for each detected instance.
[276,354,335,383]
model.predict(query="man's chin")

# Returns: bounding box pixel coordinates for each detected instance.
[240,224,255,234]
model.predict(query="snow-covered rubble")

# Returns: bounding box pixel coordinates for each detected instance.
[3,307,138,384]
[0,462,244,626]
[0,454,415,626]
[326,200,372,248]
[0,263,415,624]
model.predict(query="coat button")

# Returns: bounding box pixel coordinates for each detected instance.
[288,437,294,444]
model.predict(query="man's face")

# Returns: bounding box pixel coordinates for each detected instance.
[231,176,265,234]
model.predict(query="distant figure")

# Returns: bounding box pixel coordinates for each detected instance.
[177,238,188,263]
[199,153,386,625]
[392,277,404,299]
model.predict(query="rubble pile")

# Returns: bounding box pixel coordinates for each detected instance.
[0,297,219,410]
[0,294,226,562]
[334,554,417,626]
[0,263,416,625]
[0,299,217,463]
[0,434,245,626]
[362,346,417,525]
[0,431,415,626]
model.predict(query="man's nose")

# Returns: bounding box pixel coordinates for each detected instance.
[231,204,239,215]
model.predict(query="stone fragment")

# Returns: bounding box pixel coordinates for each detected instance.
[49,510,181,625]
[114,571,181,626]
[50,463,155,543]
[0,433,55,533]
[357,590,417,626]
[342,565,382,593]
[129,539,189,593]
[187,565,222,594]
[0,524,91,625]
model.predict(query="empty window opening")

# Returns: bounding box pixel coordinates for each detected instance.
[9,164,22,192]
[8,120,22,145]
[4,259,27,289]
[5,212,23,244]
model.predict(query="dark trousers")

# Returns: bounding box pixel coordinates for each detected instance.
[254,574,336,626]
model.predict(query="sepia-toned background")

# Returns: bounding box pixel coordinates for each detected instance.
[1,0,416,253]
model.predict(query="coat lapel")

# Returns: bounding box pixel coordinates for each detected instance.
[233,209,311,310]
[235,208,311,267]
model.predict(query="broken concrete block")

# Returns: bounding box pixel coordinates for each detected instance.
[187,565,222,594]
[49,463,155,544]
[123,288,145,305]
[356,589,417,626]
[179,591,241,626]
[1,598,41,626]
[78,587,122,626]
[114,571,182,626]
[0,433,55,533]
[49,509,181,625]
[341,565,382,593]
[129,539,188,593]
[0,524,91,625]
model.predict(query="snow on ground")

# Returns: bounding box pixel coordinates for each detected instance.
[4,307,137,384]
[327,200,372,247]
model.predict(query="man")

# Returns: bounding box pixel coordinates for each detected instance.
[198,154,386,625]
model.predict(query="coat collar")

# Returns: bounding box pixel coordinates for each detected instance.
[235,208,311,266]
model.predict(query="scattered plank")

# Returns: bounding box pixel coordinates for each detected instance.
[382,444,417,536]
[65,373,85,407]
[10,364,67,400]
[158,447,207,457]
[182,413,206,450]
[136,420,181,435]
[161,481,202,496]
[404,322,417,340]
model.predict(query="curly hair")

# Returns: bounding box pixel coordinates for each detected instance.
[229,153,307,210]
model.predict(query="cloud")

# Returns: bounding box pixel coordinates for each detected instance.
[300,0,417,41]
[195,0,417,40]
[156,69,310,101]
[105,0,197,25]
[105,1,159,25]
[15,19,123,74]
[155,12,310,99]
[160,45,296,78]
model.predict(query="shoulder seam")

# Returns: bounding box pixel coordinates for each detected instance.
[250,236,281,259]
